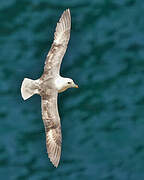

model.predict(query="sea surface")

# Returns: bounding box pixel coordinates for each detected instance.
[0,0,144,179]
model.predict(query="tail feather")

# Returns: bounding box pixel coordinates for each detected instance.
[21,78,39,100]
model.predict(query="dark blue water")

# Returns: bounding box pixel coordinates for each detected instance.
[0,0,144,179]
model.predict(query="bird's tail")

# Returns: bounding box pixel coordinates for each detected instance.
[21,78,40,100]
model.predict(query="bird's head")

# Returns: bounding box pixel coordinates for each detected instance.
[55,77,78,93]
[65,78,78,89]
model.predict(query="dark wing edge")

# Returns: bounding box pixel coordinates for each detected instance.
[44,9,71,74]
[41,91,62,167]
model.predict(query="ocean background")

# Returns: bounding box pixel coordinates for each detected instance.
[0,0,144,179]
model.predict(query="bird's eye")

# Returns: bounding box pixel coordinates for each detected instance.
[68,82,71,84]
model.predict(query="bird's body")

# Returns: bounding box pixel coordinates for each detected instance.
[21,9,78,167]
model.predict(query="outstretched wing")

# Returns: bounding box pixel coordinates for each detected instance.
[44,9,71,75]
[41,90,62,167]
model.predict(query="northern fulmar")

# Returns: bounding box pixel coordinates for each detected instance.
[21,9,78,167]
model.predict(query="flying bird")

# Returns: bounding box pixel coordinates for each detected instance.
[21,9,78,167]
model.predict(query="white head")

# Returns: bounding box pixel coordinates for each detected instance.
[55,77,78,93]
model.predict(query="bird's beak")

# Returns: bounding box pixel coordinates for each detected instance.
[73,83,79,88]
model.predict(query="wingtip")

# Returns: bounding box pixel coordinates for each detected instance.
[65,8,71,23]
[49,156,60,168]
[48,147,61,168]
[65,8,70,15]
[67,8,70,13]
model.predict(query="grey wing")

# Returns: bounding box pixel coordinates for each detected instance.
[41,90,62,167]
[44,9,71,75]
